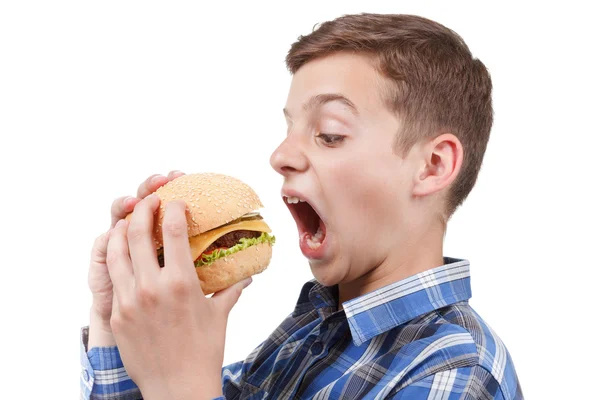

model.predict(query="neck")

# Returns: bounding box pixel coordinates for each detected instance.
[337,220,445,309]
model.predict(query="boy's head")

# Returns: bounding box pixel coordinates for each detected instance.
[270,13,492,291]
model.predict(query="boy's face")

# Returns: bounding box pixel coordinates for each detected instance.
[270,52,420,288]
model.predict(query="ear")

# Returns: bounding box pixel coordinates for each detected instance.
[412,133,463,197]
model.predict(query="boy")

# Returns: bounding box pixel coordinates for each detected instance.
[80,13,523,399]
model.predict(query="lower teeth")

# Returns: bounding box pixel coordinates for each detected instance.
[306,226,324,249]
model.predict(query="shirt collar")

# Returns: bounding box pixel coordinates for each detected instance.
[292,257,472,346]
[292,280,339,320]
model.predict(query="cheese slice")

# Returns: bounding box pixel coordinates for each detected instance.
[189,219,271,261]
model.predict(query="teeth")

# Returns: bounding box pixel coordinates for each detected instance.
[306,226,324,249]
[313,226,324,240]
[307,239,321,249]
[285,196,305,204]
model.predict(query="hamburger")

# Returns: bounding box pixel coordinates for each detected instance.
[127,172,275,294]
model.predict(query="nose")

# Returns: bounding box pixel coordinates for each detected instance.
[270,136,309,177]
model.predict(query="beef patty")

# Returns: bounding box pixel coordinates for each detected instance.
[203,230,262,253]
[157,230,262,267]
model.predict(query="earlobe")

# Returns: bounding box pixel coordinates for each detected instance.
[412,134,463,197]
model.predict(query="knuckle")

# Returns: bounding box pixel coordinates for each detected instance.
[163,220,187,238]
[137,175,158,198]
[111,196,128,215]
[105,249,119,267]
[93,232,109,251]
[110,314,124,332]
[106,240,128,266]
[93,233,105,246]
[111,196,123,211]
[168,277,192,298]
[127,225,145,242]
[136,284,158,306]
[118,300,135,320]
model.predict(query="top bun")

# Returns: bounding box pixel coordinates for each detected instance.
[147,173,264,248]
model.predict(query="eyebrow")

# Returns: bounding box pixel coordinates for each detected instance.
[283,93,359,119]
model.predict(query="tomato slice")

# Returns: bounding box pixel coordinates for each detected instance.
[195,246,229,262]
[204,246,229,255]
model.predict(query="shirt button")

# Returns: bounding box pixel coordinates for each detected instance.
[81,369,90,382]
[311,342,323,355]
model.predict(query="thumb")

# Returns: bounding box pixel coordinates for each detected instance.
[212,277,252,314]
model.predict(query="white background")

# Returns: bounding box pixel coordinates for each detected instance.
[1,1,598,398]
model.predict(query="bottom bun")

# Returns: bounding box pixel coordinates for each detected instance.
[195,242,273,295]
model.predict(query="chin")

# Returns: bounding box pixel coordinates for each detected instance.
[309,260,344,287]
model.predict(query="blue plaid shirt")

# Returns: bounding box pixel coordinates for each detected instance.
[80,257,523,399]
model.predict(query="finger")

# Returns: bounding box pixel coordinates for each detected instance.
[167,170,185,180]
[212,278,252,314]
[110,196,140,229]
[136,171,185,200]
[162,200,196,280]
[111,290,119,318]
[106,219,134,300]
[91,231,110,263]
[127,194,161,283]
[137,174,168,199]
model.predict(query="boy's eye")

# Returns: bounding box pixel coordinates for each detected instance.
[316,133,344,145]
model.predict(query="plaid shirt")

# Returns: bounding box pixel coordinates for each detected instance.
[80,257,523,399]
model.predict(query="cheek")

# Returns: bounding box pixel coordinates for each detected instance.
[326,157,400,237]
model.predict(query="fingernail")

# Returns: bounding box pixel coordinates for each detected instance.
[115,219,126,228]
[151,175,165,184]
[124,196,135,206]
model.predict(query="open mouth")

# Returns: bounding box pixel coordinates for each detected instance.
[283,195,327,249]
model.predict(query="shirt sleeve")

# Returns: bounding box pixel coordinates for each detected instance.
[389,366,512,399]
[218,360,246,399]
[80,326,141,400]
[81,326,242,400]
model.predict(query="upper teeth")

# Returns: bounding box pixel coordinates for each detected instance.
[285,196,305,204]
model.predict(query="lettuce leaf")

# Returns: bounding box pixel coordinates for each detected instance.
[194,232,276,268]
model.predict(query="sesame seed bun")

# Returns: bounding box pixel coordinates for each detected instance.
[197,242,272,294]
[124,172,273,293]
[148,172,264,248]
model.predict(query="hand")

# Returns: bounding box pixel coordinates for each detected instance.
[87,170,185,349]
[106,196,251,399]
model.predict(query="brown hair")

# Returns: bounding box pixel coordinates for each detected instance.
[286,13,493,222]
